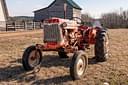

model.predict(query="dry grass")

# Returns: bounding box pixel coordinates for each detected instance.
[0,29,128,85]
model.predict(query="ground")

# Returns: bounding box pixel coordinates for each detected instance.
[0,29,128,85]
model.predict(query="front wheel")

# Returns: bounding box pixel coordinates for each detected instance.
[70,51,88,80]
[22,45,42,71]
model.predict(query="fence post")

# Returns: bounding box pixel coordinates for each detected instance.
[12,21,16,31]
[22,21,26,30]
[14,22,16,31]
[6,23,8,31]
[33,21,35,30]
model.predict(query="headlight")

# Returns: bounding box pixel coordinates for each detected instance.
[61,22,67,27]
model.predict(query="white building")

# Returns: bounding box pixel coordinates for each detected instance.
[0,0,8,30]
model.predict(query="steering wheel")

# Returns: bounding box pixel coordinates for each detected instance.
[73,17,84,25]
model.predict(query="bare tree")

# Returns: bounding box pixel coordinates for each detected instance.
[101,10,128,28]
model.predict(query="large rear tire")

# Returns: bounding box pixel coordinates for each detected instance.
[22,45,42,71]
[95,31,109,62]
[70,51,88,80]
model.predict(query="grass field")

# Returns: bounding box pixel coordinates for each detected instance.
[0,29,128,85]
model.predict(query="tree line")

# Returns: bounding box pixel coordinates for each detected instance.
[82,10,128,29]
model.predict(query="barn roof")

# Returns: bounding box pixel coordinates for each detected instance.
[34,0,82,12]
[67,0,82,10]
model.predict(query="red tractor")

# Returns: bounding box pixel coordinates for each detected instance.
[22,17,109,80]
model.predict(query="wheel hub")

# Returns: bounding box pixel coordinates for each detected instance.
[28,50,40,67]
[77,57,85,76]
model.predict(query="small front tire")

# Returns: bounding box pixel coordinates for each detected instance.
[22,45,42,71]
[70,51,88,80]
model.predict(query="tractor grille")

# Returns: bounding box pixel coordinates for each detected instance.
[43,24,62,42]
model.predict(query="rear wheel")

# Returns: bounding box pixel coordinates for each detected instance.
[95,32,109,62]
[70,51,88,80]
[22,45,42,71]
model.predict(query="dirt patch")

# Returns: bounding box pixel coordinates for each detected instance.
[0,29,128,85]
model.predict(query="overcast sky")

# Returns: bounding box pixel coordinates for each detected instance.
[6,0,128,18]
